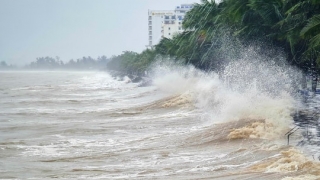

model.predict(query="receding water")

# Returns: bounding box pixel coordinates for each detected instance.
[0,67,319,180]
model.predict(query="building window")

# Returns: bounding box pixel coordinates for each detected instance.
[149,36,152,40]
[179,22,181,24]
[168,27,170,30]
[180,10,185,13]
[178,16,183,20]
[169,33,171,35]
[171,16,175,19]
[149,21,152,25]
[149,16,152,20]
[149,31,152,35]
[149,41,152,45]
[179,27,182,30]
[165,16,169,19]
[149,26,152,30]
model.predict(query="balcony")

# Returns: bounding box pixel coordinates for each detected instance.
[164,21,175,24]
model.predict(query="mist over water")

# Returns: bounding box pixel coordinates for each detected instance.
[151,47,299,123]
[0,47,320,179]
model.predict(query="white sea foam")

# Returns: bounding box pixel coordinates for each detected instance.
[1,66,317,179]
[150,49,300,139]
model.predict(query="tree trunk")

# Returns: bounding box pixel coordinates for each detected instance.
[311,59,318,93]
[312,75,318,93]
[301,73,307,90]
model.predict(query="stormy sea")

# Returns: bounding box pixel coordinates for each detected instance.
[1,59,320,180]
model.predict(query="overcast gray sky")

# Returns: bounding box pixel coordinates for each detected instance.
[0,0,200,65]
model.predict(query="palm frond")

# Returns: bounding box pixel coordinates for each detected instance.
[308,33,320,49]
[300,14,320,37]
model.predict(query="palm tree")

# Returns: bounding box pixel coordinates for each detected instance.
[149,0,320,89]
[300,13,320,92]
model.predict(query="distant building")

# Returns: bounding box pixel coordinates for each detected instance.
[147,4,194,47]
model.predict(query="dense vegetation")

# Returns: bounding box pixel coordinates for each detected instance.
[0,61,17,70]
[26,56,109,70]
[106,50,157,76]
[1,56,110,71]
[107,0,320,91]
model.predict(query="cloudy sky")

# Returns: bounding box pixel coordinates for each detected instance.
[0,0,200,65]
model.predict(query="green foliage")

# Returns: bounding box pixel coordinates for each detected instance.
[154,0,320,72]
[107,0,320,76]
[0,61,8,67]
[107,50,157,75]
[0,61,16,70]
[27,56,109,70]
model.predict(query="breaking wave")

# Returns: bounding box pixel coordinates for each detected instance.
[143,49,320,177]
[2,51,320,179]
[150,50,299,135]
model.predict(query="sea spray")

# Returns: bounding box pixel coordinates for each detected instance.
[144,49,320,177]
[150,47,301,139]
[2,70,319,179]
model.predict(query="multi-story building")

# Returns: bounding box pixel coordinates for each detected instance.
[147,4,193,47]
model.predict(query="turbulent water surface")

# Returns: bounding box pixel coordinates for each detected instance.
[1,69,320,180]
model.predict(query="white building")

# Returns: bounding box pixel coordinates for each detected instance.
[147,4,193,47]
